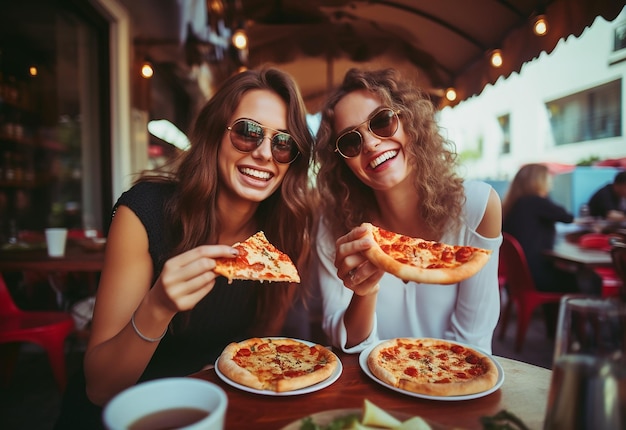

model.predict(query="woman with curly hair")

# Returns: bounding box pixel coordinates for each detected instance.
[313,68,502,354]
[56,67,315,428]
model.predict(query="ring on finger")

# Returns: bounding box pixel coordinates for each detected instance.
[348,268,356,282]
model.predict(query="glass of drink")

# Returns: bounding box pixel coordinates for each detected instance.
[543,295,625,430]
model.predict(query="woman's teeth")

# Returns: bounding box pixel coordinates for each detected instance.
[370,150,398,169]
[240,167,272,180]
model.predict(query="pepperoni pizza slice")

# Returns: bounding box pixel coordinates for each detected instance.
[214,231,300,284]
[361,222,491,284]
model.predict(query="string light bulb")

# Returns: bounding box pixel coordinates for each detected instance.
[29,66,38,76]
[140,61,154,79]
[232,29,248,50]
[490,49,503,68]
[445,87,457,102]
[533,15,548,36]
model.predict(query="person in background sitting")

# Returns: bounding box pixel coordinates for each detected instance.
[587,170,626,220]
[312,68,502,355]
[55,67,315,429]
[502,163,577,293]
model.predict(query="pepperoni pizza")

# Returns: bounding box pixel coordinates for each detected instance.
[367,338,499,396]
[217,337,338,392]
[361,223,492,284]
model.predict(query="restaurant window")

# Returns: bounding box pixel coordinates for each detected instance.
[614,21,626,51]
[0,0,109,241]
[546,79,622,146]
[497,114,511,154]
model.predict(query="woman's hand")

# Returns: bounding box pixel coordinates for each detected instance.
[335,225,383,296]
[147,245,238,314]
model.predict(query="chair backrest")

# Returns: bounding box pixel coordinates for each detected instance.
[0,274,20,315]
[610,242,626,301]
[499,233,538,297]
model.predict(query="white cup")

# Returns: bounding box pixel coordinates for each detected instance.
[103,377,228,430]
[45,228,68,257]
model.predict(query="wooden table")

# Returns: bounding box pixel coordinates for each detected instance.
[0,241,105,308]
[0,242,105,272]
[191,352,551,430]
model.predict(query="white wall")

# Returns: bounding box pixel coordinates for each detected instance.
[439,8,626,181]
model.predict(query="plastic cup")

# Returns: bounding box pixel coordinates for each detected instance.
[45,228,68,257]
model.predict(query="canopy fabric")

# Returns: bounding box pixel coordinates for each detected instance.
[237,0,625,111]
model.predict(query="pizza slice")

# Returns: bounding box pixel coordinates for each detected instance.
[214,231,300,284]
[361,222,491,285]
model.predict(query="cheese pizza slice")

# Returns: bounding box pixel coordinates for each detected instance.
[214,231,300,284]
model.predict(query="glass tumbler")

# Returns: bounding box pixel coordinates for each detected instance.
[543,295,626,430]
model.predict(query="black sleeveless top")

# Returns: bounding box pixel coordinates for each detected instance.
[55,182,261,429]
[115,181,259,378]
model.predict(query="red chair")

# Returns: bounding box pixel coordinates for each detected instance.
[498,233,569,352]
[0,273,75,391]
[610,240,626,301]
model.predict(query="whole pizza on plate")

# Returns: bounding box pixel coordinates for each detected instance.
[367,338,499,396]
[217,337,338,392]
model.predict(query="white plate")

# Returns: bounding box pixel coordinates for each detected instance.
[358,338,505,401]
[215,337,342,396]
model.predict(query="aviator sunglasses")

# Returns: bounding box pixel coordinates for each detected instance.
[334,108,400,158]
[227,118,300,164]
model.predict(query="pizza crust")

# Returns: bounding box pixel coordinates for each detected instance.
[361,223,491,284]
[217,337,338,392]
[218,341,270,390]
[367,338,499,397]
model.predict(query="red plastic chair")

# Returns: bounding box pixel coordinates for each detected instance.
[610,241,626,301]
[0,273,75,391]
[498,233,569,352]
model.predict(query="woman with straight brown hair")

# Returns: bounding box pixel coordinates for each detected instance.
[56,67,315,429]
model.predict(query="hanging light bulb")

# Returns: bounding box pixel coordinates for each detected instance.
[445,87,457,102]
[490,49,503,68]
[141,61,154,79]
[533,15,548,36]
[29,66,38,76]
[232,29,248,50]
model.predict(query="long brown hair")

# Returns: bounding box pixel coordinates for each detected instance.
[138,67,315,334]
[314,68,464,240]
[502,163,550,220]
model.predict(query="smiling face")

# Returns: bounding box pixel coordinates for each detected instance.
[218,89,291,205]
[333,90,413,191]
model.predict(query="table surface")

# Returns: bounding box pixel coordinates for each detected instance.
[191,351,551,430]
[0,241,105,272]
[544,241,613,266]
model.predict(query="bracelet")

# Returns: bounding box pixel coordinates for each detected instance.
[131,311,167,342]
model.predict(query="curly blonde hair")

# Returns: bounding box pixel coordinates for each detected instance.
[314,68,464,240]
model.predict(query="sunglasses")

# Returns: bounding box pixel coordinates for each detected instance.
[334,108,400,158]
[227,118,300,164]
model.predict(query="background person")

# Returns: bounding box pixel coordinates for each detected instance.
[587,170,626,220]
[55,67,315,429]
[312,68,502,354]
[501,163,602,335]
